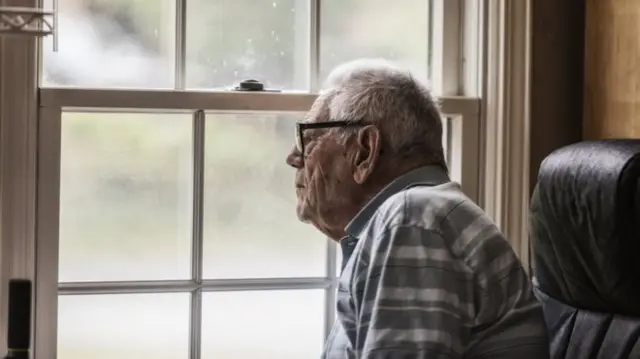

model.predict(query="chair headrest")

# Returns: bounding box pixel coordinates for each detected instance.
[530,140,640,316]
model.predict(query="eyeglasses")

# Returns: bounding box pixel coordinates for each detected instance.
[295,120,365,157]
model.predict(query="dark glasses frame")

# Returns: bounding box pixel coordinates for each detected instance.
[295,120,365,157]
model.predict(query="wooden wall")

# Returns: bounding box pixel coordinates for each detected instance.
[584,0,640,139]
[530,0,585,187]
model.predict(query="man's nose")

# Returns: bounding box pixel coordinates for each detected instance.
[286,146,303,169]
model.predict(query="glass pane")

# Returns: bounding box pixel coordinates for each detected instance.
[203,113,326,279]
[42,0,175,88]
[320,0,430,82]
[186,0,309,90]
[58,293,189,359]
[202,290,325,359]
[59,113,192,282]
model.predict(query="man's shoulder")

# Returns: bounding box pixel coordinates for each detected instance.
[352,182,473,273]
[371,182,521,278]
[371,181,479,233]
[353,182,547,355]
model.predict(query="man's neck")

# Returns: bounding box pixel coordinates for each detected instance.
[325,161,435,241]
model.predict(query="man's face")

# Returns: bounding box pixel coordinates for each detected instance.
[285,100,359,239]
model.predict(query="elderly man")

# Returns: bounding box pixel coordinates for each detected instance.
[286,59,549,358]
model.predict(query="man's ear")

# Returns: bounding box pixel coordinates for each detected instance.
[352,125,381,184]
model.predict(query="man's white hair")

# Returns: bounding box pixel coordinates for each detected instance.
[321,58,446,168]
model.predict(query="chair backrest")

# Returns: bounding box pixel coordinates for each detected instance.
[530,139,640,359]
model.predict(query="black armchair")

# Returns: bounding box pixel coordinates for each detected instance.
[530,140,640,358]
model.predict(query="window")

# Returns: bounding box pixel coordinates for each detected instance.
[33,1,483,358]
[42,0,435,91]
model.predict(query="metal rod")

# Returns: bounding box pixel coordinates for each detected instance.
[188,109,205,359]
[309,0,321,91]
[188,289,202,359]
[189,110,206,359]
[58,277,333,295]
[201,277,332,291]
[427,0,434,81]
[58,280,198,295]
[53,0,58,51]
[175,0,187,89]
[192,109,205,283]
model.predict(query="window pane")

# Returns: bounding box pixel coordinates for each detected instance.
[202,290,325,359]
[320,0,430,81]
[59,113,192,282]
[186,0,309,90]
[58,293,189,359]
[203,113,326,279]
[42,0,175,88]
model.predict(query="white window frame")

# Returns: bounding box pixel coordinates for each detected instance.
[480,0,532,267]
[0,0,536,358]
[34,90,479,359]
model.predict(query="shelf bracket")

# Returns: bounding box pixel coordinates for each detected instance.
[0,6,54,37]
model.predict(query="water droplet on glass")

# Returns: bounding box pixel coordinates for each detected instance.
[233,70,238,77]
[247,38,253,43]
[280,51,285,56]
[271,30,276,37]
[272,2,277,8]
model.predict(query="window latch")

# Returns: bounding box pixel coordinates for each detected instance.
[232,79,281,93]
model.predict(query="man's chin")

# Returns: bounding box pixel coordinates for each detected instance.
[296,204,312,223]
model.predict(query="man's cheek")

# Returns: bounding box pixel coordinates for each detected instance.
[305,176,325,213]
[308,165,326,192]
[305,185,318,208]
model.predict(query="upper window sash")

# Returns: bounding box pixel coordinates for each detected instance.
[38,0,480,94]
